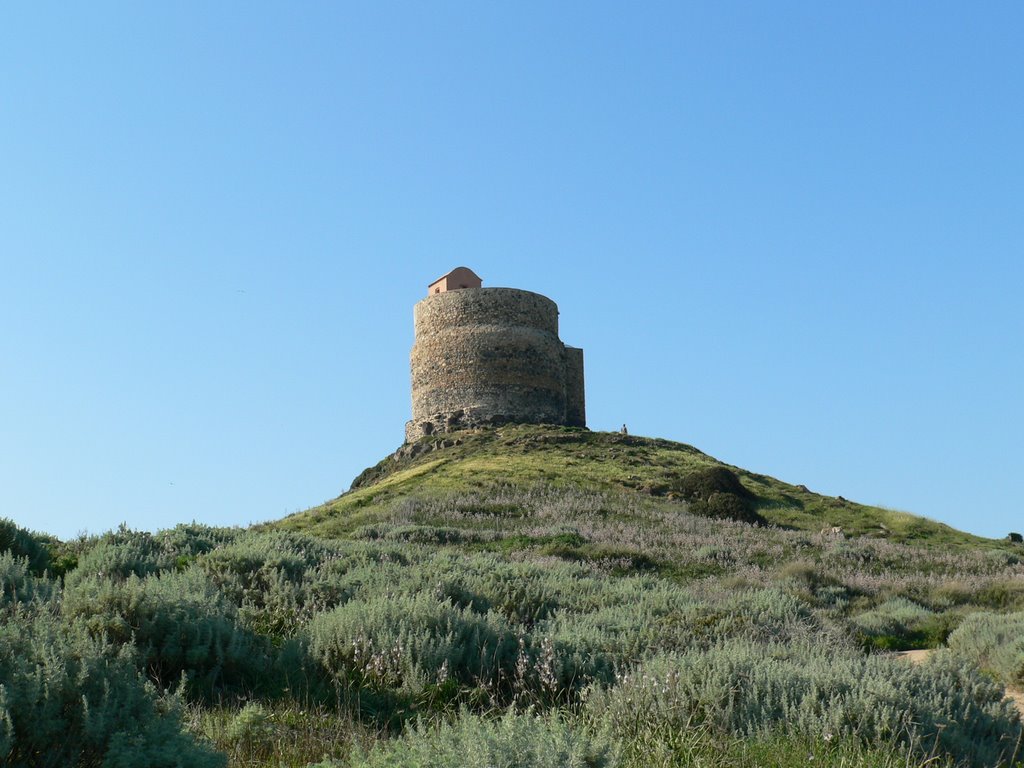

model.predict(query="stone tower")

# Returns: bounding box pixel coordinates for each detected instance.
[405,268,585,443]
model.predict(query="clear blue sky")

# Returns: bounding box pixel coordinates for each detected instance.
[1,3,1021,540]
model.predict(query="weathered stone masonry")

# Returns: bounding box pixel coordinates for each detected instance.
[405,280,586,443]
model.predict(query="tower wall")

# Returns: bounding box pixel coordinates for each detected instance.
[564,346,586,428]
[406,287,584,442]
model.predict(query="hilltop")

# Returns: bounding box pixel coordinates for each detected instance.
[277,424,991,550]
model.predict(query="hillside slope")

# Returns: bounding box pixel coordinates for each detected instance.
[7,425,1024,767]
[277,424,992,549]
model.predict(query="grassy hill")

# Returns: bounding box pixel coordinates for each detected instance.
[277,424,993,549]
[4,424,1024,768]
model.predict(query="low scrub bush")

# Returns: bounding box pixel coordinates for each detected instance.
[308,592,519,701]
[535,583,697,686]
[310,550,597,628]
[676,466,752,500]
[974,579,1024,610]
[63,567,271,699]
[354,524,483,545]
[222,703,278,759]
[201,531,337,582]
[64,526,174,587]
[585,641,1019,768]
[716,732,957,768]
[779,560,853,608]
[317,708,617,768]
[0,518,51,575]
[198,531,353,637]
[947,610,1024,686]
[851,598,956,650]
[534,587,833,700]
[0,552,55,609]
[419,553,601,625]
[704,587,830,646]
[155,523,240,565]
[0,611,223,767]
[675,467,766,525]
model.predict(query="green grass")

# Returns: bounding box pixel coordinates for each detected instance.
[276,424,1000,550]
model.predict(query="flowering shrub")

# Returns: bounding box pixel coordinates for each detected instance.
[315,708,617,768]
[308,592,518,697]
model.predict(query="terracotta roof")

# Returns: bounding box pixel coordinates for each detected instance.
[428,266,481,287]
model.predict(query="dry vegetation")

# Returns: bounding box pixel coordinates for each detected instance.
[3,426,1024,767]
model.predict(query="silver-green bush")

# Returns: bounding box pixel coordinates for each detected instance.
[0,518,51,575]
[308,592,518,697]
[585,641,1019,768]
[64,527,173,587]
[947,610,1024,686]
[850,597,953,650]
[0,552,55,608]
[318,708,617,768]
[0,611,223,767]
[63,567,270,698]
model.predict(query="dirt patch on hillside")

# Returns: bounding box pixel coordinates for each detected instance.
[1006,690,1024,715]
[894,649,932,665]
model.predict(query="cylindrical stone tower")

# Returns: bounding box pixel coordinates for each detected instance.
[405,272,585,443]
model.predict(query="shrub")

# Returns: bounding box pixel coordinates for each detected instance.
[778,560,853,608]
[308,592,519,699]
[222,703,278,758]
[0,552,55,609]
[675,467,765,525]
[191,701,360,768]
[947,611,1024,686]
[306,550,589,627]
[155,523,240,564]
[317,708,617,768]
[0,518,51,575]
[200,531,336,583]
[64,526,173,587]
[534,583,696,686]
[699,492,765,524]
[63,567,270,699]
[0,611,224,767]
[197,531,352,637]
[701,587,829,647]
[354,524,479,545]
[585,642,1019,768]
[677,466,753,501]
[974,579,1024,610]
[851,598,955,651]
[531,586,834,702]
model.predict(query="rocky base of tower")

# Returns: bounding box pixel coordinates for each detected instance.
[405,408,575,443]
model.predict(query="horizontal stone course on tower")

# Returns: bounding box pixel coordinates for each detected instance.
[405,268,585,443]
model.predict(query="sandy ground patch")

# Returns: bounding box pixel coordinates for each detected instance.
[894,649,932,665]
